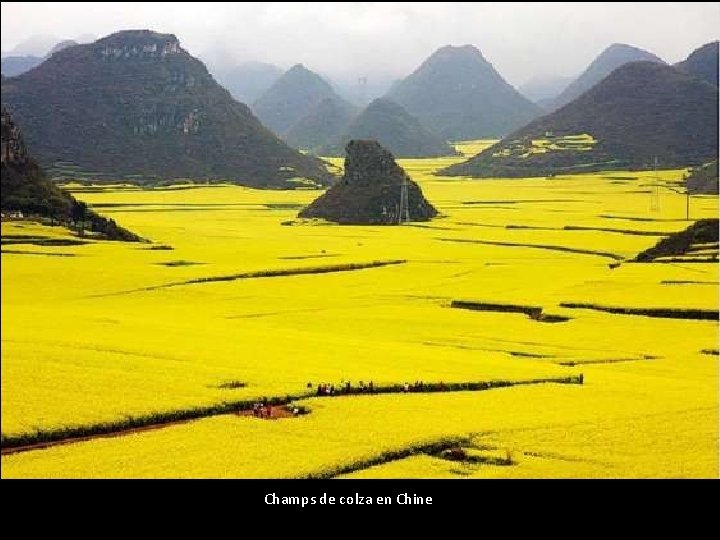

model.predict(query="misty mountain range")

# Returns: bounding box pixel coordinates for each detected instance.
[1,30,332,187]
[6,33,715,110]
[1,29,717,188]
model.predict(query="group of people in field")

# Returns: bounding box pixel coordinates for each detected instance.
[311,380,375,396]
[309,380,430,396]
[252,397,273,418]
[251,397,300,419]
[403,381,427,392]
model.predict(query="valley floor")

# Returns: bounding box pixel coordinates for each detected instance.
[1,147,717,478]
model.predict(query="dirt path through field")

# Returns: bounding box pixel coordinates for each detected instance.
[1,406,296,456]
[2,377,582,456]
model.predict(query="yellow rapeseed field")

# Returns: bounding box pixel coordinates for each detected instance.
[1,145,717,478]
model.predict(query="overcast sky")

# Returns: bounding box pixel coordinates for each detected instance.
[1,2,718,86]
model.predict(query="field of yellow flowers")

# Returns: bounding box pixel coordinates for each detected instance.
[1,144,717,478]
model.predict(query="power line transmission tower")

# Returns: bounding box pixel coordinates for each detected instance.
[650,156,660,212]
[398,176,410,224]
[357,76,368,105]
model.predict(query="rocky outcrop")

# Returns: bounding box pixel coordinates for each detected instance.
[1,107,142,241]
[686,161,718,195]
[298,140,438,224]
[1,107,28,164]
[633,219,718,262]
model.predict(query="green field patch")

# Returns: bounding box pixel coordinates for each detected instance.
[90,260,409,297]
[599,215,690,223]
[264,203,306,210]
[155,260,205,267]
[278,254,339,260]
[493,134,597,159]
[1,236,90,247]
[462,199,583,205]
[660,280,717,285]
[560,302,718,321]
[438,238,624,261]
[215,381,249,389]
[450,300,571,323]
[1,250,77,257]
[557,355,658,367]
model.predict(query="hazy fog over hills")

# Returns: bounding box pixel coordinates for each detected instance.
[518,75,575,104]
[547,43,666,111]
[2,3,717,102]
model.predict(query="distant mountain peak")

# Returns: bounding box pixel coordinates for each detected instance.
[435,44,482,54]
[548,42,665,110]
[676,41,719,86]
[284,63,326,81]
[385,44,540,139]
[253,63,344,135]
[600,43,664,62]
[607,42,642,51]
[47,40,78,57]
[418,43,489,69]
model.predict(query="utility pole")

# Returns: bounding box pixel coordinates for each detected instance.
[650,156,660,212]
[398,176,409,224]
[358,76,368,105]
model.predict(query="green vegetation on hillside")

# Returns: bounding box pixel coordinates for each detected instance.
[1,31,333,188]
[686,161,719,195]
[1,107,142,241]
[442,62,719,178]
[675,41,719,87]
[548,43,665,111]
